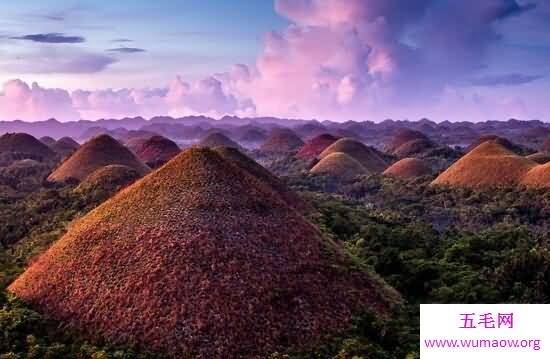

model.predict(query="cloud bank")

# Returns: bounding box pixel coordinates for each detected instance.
[107,47,146,54]
[10,32,85,44]
[471,73,543,87]
[0,80,79,121]
[232,0,538,120]
[0,0,546,122]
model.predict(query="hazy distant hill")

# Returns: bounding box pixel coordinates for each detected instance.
[1,116,549,153]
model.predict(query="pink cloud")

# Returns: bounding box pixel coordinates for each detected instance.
[0,80,79,121]
[0,76,254,121]
[226,0,537,121]
[0,1,542,122]
[72,87,166,119]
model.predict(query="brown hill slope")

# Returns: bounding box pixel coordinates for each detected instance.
[520,162,550,188]
[320,138,386,173]
[385,128,431,154]
[526,152,550,165]
[214,146,311,213]
[51,137,80,157]
[393,138,435,157]
[47,134,150,183]
[124,136,151,154]
[237,126,268,143]
[9,147,395,358]
[466,135,524,154]
[310,152,368,180]
[295,133,339,159]
[39,136,57,147]
[383,158,432,179]
[260,128,304,152]
[0,133,55,161]
[134,135,180,168]
[540,137,550,154]
[199,132,240,149]
[432,141,536,188]
[75,164,142,199]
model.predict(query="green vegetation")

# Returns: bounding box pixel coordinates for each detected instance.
[0,167,548,358]
[0,178,156,358]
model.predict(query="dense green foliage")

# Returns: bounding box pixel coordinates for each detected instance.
[0,181,156,358]
[0,168,548,358]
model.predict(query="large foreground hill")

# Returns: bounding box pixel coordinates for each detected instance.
[9,147,396,358]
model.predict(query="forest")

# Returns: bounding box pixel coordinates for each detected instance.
[1,164,548,358]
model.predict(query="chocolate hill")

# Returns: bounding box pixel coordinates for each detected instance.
[320,138,387,173]
[540,137,550,154]
[75,164,142,198]
[47,134,150,183]
[214,146,311,213]
[520,162,550,188]
[310,152,368,180]
[295,134,339,159]
[51,137,80,157]
[237,126,268,143]
[260,128,304,153]
[125,136,151,154]
[383,158,432,179]
[393,138,435,157]
[199,132,240,149]
[134,135,180,168]
[0,133,55,162]
[385,129,433,155]
[526,152,550,165]
[8,147,395,358]
[39,136,57,147]
[466,135,524,154]
[432,141,537,188]
[293,122,328,139]
[3,159,47,179]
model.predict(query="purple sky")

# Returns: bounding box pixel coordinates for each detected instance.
[0,0,549,122]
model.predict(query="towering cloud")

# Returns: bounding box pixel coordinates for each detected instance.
[229,0,537,120]
[0,80,78,121]
[0,0,542,122]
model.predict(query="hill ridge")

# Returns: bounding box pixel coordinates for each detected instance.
[10,147,395,358]
[47,134,150,182]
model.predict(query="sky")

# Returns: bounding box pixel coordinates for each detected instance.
[0,0,549,122]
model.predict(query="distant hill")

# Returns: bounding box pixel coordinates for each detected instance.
[47,134,150,183]
[39,136,57,147]
[385,128,435,157]
[1,117,548,151]
[199,132,240,149]
[134,135,180,168]
[383,158,432,179]
[236,126,268,144]
[466,135,527,155]
[51,137,80,157]
[526,152,550,165]
[540,137,550,154]
[320,138,386,173]
[260,128,304,153]
[292,122,328,139]
[295,134,339,159]
[520,162,550,188]
[432,141,536,188]
[75,164,142,200]
[0,133,55,162]
[310,152,368,180]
